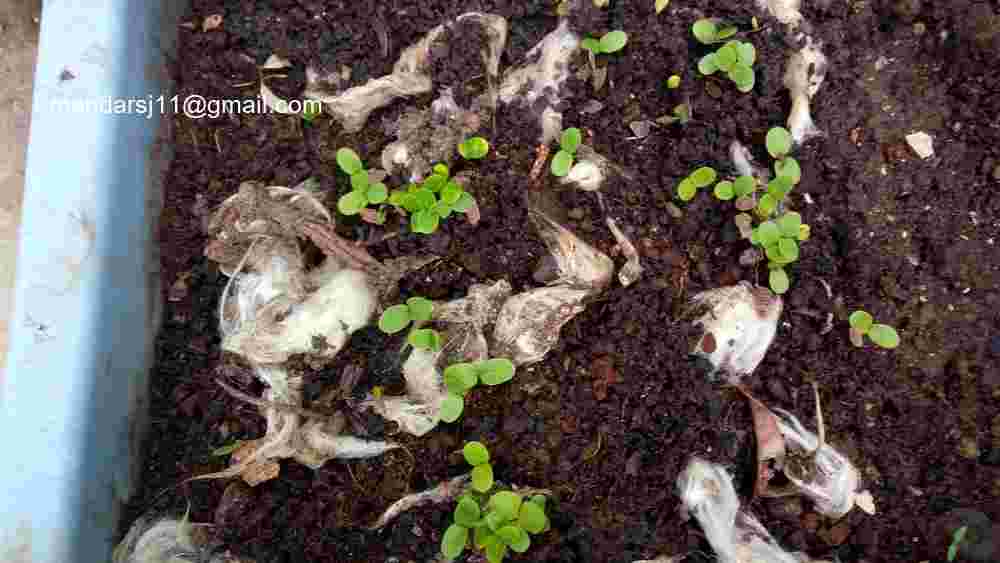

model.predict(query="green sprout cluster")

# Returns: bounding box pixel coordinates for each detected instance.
[674,127,810,294]
[848,310,901,349]
[302,103,323,124]
[336,148,388,216]
[760,127,802,216]
[550,127,582,177]
[442,442,550,563]
[378,296,442,351]
[336,139,486,233]
[440,359,516,422]
[580,30,628,56]
[387,162,477,234]
[749,212,809,294]
[693,19,755,93]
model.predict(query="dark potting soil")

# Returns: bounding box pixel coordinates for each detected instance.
[126,1,1000,562]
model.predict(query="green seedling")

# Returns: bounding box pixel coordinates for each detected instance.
[748,211,810,295]
[378,296,442,351]
[666,74,681,89]
[848,310,900,349]
[458,137,490,160]
[657,103,691,126]
[387,163,477,234]
[692,18,738,44]
[756,126,802,218]
[697,38,756,93]
[439,359,516,423]
[211,440,245,457]
[947,525,968,562]
[336,148,389,216]
[442,441,550,563]
[676,165,718,201]
[580,30,629,55]
[551,127,582,177]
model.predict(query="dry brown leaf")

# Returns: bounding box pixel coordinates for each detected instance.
[733,384,786,497]
[202,14,223,32]
[242,460,280,486]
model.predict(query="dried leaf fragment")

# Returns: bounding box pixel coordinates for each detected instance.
[202,14,223,32]
[733,384,787,497]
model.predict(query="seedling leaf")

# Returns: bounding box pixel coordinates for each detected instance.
[518,501,547,534]
[490,492,522,522]
[581,37,601,52]
[551,150,574,176]
[729,64,755,92]
[471,463,494,492]
[338,190,368,215]
[798,224,811,241]
[948,526,968,562]
[717,25,738,40]
[412,188,436,210]
[692,19,718,44]
[485,540,507,563]
[766,127,793,159]
[736,42,756,65]
[775,156,802,184]
[444,363,479,394]
[459,137,490,160]
[406,297,434,322]
[211,440,244,457]
[769,268,790,294]
[757,193,778,216]
[454,192,476,212]
[667,74,681,89]
[777,212,802,237]
[367,182,388,204]
[714,181,735,200]
[336,148,363,174]
[561,128,582,153]
[464,441,491,466]
[677,179,697,201]
[351,170,370,191]
[767,175,792,199]
[434,163,450,177]
[698,53,719,75]
[411,209,440,234]
[440,394,464,423]
[378,304,411,334]
[778,238,799,261]
[423,174,447,192]
[407,328,441,351]
[599,30,628,53]
[690,166,717,188]
[478,358,515,386]
[455,497,482,527]
[716,42,739,71]
[498,526,531,553]
[758,221,781,245]
[441,181,463,205]
[868,324,900,349]
[848,310,874,333]
[734,175,755,197]
[530,494,547,509]
[442,524,468,560]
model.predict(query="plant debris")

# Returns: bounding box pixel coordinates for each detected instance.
[690,283,782,381]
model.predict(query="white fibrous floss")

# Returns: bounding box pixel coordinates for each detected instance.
[113,514,250,563]
[691,283,782,381]
[784,41,828,145]
[770,408,866,519]
[678,458,829,563]
[500,20,580,144]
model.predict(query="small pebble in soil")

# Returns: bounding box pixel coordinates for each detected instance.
[959,436,980,459]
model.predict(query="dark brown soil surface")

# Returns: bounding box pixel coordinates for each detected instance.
[125,1,1000,563]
